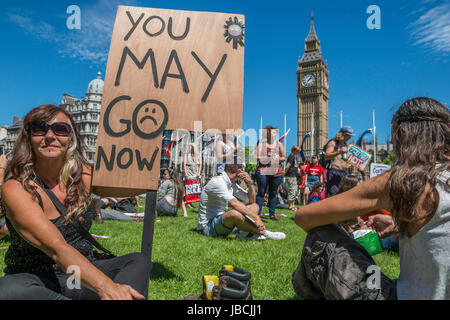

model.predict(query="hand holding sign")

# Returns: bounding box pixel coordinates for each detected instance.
[346,144,372,171]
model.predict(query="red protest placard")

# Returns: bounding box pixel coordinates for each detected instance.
[184,178,202,203]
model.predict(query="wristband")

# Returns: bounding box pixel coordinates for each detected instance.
[255,217,261,222]
[0,166,6,170]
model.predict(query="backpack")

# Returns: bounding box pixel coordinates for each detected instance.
[112,197,137,213]
[307,193,320,204]
[319,139,338,170]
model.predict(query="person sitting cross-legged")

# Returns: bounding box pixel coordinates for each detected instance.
[196,163,285,241]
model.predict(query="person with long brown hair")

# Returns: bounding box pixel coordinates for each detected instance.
[157,167,188,217]
[0,105,151,300]
[293,97,449,300]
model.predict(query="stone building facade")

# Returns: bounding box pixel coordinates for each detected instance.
[60,72,103,163]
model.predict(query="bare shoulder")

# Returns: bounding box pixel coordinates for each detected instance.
[325,139,336,153]
[2,179,27,199]
[2,179,38,217]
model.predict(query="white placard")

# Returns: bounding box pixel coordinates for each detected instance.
[370,163,391,178]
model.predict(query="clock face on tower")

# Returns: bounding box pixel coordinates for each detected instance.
[324,74,328,88]
[302,73,316,87]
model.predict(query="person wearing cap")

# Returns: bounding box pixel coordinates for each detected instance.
[324,126,354,196]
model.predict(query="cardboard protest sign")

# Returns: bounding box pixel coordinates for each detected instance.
[370,163,391,178]
[92,5,245,196]
[184,178,202,203]
[345,143,372,171]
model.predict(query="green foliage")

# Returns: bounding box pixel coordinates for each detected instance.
[0,202,400,300]
[244,146,257,173]
[382,152,395,166]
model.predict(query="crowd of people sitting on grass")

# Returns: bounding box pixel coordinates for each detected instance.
[0,96,448,300]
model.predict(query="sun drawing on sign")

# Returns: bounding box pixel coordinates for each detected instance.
[224,16,245,49]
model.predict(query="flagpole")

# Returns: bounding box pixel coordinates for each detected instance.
[284,113,287,153]
[169,131,174,168]
[260,116,263,139]
[373,109,377,164]
[311,111,315,157]
[340,110,343,129]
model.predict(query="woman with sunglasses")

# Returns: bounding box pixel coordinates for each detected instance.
[0,105,151,300]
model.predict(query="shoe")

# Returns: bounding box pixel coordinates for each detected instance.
[236,230,266,241]
[264,230,286,240]
[269,216,279,221]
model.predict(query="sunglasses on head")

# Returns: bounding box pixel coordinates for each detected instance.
[27,121,72,137]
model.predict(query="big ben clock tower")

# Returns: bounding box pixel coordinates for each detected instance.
[297,13,329,158]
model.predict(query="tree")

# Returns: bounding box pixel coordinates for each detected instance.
[382,152,395,166]
[244,146,257,173]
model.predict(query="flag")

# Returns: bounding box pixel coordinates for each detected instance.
[164,136,183,158]
[279,128,291,142]
[299,132,312,162]
[356,128,373,147]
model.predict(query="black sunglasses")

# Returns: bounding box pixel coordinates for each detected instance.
[27,121,72,137]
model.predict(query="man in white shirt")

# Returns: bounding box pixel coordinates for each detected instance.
[197,163,285,240]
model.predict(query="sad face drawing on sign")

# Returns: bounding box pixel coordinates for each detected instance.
[132,99,169,139]
[103,95,168,140]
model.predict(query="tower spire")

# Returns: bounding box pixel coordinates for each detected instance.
[306,12,319,42]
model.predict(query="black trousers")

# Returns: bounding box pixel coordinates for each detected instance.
[0,253,151,300]
[292,224,397,300]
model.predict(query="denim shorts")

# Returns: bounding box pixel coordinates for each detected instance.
[306,176,319,189]
[156,198,178,217]
[203,215,237,238]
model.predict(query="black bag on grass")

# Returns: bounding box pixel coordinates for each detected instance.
[112,197,137,213]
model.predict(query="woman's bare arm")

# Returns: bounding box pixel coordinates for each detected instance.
[295,172,392,232]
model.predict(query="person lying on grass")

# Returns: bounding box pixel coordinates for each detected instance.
[197,163,285,240]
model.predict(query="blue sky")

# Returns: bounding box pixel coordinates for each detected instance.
[0,0,449,153]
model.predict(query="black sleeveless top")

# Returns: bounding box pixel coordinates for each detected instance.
[4,193,95,274]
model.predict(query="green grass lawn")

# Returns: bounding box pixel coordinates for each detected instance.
[0,202,400,300]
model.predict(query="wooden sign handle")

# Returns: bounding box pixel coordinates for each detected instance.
[141,190,157,260]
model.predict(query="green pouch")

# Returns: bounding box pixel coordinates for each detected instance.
[353,230,383,256]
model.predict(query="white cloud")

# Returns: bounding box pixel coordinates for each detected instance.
[408,2,450,55]
[7,0,138,66]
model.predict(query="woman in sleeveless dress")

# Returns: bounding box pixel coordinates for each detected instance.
[0,105,151,300]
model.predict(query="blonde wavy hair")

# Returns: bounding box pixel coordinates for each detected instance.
[5,105,91,223]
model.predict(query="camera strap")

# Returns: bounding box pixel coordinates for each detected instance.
[31,174,114,256]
